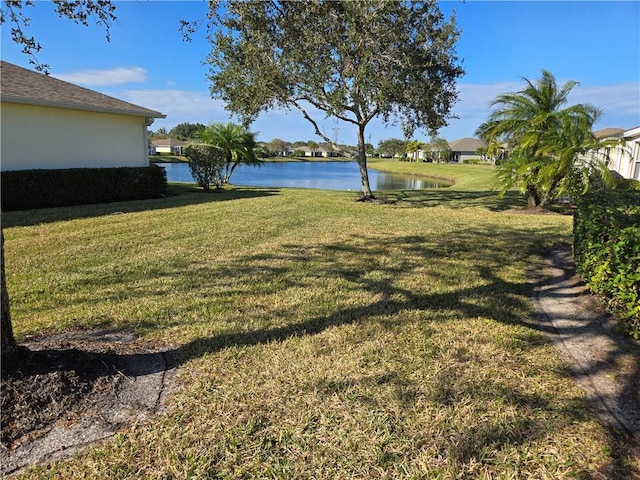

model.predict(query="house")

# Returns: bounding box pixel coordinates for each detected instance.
[0,61,165,172]
[299,146,323,157]
[447,137,485,163]
[594,127,640,180]
[319,146,340,158]
[151,138,187,156]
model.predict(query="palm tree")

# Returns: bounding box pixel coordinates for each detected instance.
[195,122,261,184]
[404,140,423,162]
[428,136,451,163]
[476,70,610,207]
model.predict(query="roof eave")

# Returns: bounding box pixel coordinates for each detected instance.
[0,96,166,119]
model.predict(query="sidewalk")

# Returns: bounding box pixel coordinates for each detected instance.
[530,247,640,435]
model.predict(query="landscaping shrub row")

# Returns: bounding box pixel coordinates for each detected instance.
[574,189,640,337]
[1,165,167,211]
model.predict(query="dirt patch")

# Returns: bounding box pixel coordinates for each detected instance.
[1,330,176,477]
[503,205,573,215]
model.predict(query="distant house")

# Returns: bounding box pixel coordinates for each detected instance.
[299,146,323,157]
[319,145,340,158]
[594,126,640,180]
[447,137,485,163]
[0,61,165,172]
[415,145,446,163]
[151,138,187,156]
[297,144,342,158]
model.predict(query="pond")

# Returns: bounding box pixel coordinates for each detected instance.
[156,161,452,192]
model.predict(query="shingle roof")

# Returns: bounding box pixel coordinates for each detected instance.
[593,127,624,139]
[0,61,165,119]
[448,137,484,152]
[152,138,186,147]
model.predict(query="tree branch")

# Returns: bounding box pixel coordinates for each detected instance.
[293,95,359,127]
[291,100,340,147]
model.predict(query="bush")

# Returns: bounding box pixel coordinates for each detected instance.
[183,143,225,191]
[574,190,640,337]
[1,165,167,211]
[616,177,640,191]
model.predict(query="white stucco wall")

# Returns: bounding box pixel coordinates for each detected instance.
[1,102,150,171]
[601,126,640,180]
[621,127,640,180]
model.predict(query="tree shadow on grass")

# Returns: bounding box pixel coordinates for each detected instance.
[1,185,280,228]
[386,189,577,215]
[4,225,638,476]
[381,189,523,211]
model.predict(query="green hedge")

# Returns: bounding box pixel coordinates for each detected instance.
[574,189,640,337]
[1,165,167,211]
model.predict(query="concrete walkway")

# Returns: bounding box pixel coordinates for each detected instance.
[530,247,640,435]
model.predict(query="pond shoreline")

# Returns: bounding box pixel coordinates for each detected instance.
[153,158,456,190]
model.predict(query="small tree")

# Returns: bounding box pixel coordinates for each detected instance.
[184,143,225,191]
[405,140,424,162]
[378,138,408,158]
[364,143,375,156]
[194,122,261,184]
[427,137,451,163]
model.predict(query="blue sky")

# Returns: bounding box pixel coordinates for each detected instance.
[1,1,639,146]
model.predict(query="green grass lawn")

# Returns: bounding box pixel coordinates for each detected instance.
[369,159,496,191]
[3,176,634,478]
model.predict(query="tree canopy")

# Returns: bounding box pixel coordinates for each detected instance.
[170,122,206,141]
[187,0,464,199]
[378,138,407,157]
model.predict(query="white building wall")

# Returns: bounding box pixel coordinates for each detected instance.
[601,126,640,180]
[1,102,149,171]
[622,127,640,180]
[155,146,174,154]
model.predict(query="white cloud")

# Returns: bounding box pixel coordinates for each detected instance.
[437,81,522,140]
[569,83,640,128]
[439,80,640,140]
[54,66,148,86]
[106,80,639,144]
[117,89,230,129]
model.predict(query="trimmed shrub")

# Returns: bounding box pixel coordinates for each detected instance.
[616,178,640,191]
[184,143,225,191]
[1,165,167,211]
[574,190,640,337]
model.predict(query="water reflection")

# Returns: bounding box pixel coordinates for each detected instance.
[157,161,451,192]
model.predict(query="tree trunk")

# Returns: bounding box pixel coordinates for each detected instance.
[1,230,18,356]
[526,184,542,208]
[356,125,374,200]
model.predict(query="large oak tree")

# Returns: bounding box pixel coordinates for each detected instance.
[187,0,464,200]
